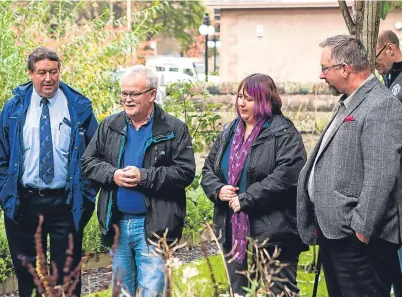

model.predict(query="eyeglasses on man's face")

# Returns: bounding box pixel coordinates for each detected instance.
[321,63,344,75]
[120,88,154,100]
[376,43,388,59]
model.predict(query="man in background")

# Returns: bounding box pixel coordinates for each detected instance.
[376,30,402,101]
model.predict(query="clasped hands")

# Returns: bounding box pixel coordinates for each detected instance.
[113,166,141,187]
[219,185,241,212]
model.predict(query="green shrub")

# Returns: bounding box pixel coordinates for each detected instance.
[0,212,13,281]
[82,212,108,254]
[183,187,214,246]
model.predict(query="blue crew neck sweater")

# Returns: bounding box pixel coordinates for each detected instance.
[116,121,153,218]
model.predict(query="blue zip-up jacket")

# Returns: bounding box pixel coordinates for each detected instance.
[0,81,99,231]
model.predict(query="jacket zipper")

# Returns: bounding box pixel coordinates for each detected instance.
[105,134,126,231]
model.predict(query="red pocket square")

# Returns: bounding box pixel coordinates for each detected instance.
[344,115,355,122]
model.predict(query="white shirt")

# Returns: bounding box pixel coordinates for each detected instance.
[22,88,71,189]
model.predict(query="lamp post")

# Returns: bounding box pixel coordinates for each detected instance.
[208,36,220,73]
[199,13,214,82]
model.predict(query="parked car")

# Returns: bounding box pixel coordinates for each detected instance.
[145,56,201,85]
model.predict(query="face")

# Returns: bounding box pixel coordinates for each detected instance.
[237,85,255,124]
[375,43,393,75]
[120,74,156,121]
[29,59,60,98]
[319,47,343,96]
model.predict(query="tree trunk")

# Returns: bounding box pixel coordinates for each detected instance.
[362,1,382,72]
[338,0,382,73]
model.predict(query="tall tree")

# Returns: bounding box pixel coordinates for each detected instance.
[131,1,205,51]
[338,0,401,71]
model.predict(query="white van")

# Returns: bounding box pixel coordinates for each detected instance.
[145,56,202,86]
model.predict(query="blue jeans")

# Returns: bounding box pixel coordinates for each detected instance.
[112,217,165,297]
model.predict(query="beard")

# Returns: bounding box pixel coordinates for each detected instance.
[327,82,341,96]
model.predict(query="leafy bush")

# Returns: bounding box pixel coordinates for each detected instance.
[0,0,165,120]
[183,187,214,246]
[162,82,223,153]
[82,212,108,254]
[0,212,13,282]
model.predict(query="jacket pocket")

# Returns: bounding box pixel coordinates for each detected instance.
[56,120,71,154]
[146,197,185,240]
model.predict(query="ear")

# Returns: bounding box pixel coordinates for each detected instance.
[341,63,350,78]
[29,71,34,80]
[150,89,157,103]
[387,43,395,56]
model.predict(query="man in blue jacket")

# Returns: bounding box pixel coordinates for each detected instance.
[0,47,98,297]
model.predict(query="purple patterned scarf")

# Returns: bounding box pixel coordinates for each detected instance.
[228,118,265,263]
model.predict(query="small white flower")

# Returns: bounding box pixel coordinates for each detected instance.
[182,266,199,283]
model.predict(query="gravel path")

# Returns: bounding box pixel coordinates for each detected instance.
[2,243,219,296]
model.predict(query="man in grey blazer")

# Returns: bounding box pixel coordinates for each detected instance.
[297,35,402,297]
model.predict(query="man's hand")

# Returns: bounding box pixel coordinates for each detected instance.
[218,185,239,202]
[355,231,369,244]
[113,166,141,187]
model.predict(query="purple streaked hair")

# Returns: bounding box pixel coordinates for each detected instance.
[235,73,282,121]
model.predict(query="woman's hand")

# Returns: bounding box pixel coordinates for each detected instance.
[218,185,239,202]
[229,196,241,212]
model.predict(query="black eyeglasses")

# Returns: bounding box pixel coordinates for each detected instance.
[376,44,388,59]
[120,88,154,100]
[321,63,344,75]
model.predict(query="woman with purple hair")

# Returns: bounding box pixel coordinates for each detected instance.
[201,73,307,296]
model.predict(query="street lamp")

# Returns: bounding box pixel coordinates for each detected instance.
[199,13,215,82]
[207,37,220,73]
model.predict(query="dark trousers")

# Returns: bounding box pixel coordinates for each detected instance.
[222,242,300,296]
[318,233,401,297]
[4,190,83,297]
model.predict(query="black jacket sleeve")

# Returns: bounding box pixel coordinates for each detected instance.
[138,123,196,194]
[200,129,226,204]
[81,118,118,186]
[239,129,307,210]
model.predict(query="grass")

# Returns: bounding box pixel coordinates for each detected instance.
[169,247,328,297]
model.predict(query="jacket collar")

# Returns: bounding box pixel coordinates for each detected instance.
[109,103,172,137]
[12,81,92,117]
[224,114,291,138]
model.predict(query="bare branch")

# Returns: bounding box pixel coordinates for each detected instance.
[338,0,356,35]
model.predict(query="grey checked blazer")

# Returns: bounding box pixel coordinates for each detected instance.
[297,77,402,245]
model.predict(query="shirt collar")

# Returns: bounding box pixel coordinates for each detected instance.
[33,88,59,108]
[340,74,374,109]
[125,105,155,128]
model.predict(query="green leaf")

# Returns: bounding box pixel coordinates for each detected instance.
[380,1,401,20]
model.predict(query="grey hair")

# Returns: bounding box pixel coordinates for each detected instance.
[122,65,159,89]
[319,35,369,72]
[28,47,61,72]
